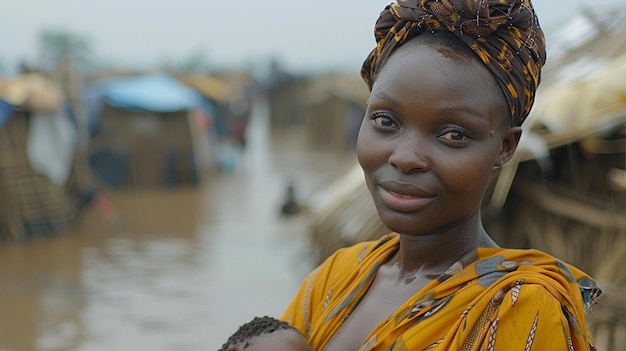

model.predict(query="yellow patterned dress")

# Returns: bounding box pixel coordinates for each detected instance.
[282,234,601,351]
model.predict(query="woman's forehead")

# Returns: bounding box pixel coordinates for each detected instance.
[374,38,499,95]
[369,38,508,126]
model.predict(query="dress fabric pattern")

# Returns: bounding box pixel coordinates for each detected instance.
[282,234,601,351]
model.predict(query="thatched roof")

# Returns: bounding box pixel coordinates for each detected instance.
[302,73,369,109]
[0,73,64,113]
[175,74,237,102]
[541,8,626,83]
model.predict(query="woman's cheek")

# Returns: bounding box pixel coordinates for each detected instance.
[356,129,384,169]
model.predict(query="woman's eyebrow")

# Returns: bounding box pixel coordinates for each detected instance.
[369,91,401,106]
[370,92,488,123]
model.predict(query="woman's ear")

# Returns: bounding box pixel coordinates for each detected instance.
[496,126,522,166]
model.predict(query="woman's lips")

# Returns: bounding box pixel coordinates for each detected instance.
[378,185,435,213]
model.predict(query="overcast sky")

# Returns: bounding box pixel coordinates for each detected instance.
[2,0,625,75]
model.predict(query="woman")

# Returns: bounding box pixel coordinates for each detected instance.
[281,1,601,350]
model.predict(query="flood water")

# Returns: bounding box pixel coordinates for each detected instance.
[0,100,355,351]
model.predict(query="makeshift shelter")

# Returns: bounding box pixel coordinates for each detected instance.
[302,74,369,152]
[177,72,254,144]
[0,73,91,241]
[303,8,626,350]
[175,74,232,139]
[264,63,308,128]
[86,74,209,189]
[176,72,260,173]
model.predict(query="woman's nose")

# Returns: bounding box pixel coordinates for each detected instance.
[388,136,430,174]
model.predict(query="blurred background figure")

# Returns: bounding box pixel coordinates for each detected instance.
[280,183,301,217]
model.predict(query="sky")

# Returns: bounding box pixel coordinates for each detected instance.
[2,0,625,75]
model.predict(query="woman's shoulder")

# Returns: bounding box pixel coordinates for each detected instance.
[476,246,590,278]
[472,246,601,312]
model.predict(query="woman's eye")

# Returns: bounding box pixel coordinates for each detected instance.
[371,112,397,128]
[440,130,468,141]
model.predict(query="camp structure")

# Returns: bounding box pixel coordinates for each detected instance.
[85,74,211,189]
[176,71,258,172]
[303,8,626,350]
[263,61,309,129]
[176,71,255,142]
[301,74,369,152]
[0,73,92,241]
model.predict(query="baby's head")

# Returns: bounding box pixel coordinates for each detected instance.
[219,316,312,351]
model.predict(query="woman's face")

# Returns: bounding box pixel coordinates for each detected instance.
[357,37,520,236]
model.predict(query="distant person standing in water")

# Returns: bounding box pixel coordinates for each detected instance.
[281,1,601,350]
[229,95,251,151]
[280,183,301,217]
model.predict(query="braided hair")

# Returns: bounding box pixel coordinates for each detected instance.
[219,316,295,351]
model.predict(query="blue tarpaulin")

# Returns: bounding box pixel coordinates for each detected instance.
[97,74,203,113]
[84,74,208,189]
[84,73,208,135]
[0,100,14,128]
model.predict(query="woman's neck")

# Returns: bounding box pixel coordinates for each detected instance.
[390,215,498,275]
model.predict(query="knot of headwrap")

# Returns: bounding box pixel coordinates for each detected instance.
[361,0,546,126]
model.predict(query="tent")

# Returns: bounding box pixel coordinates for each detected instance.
[0,73,91,240]
[85,74,211,189]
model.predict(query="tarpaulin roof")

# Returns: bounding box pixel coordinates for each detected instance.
[0,100,13,128]
[92,74,203,113]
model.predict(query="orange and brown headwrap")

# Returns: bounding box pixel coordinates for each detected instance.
[361,0,546,126]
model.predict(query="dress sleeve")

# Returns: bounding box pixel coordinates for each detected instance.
[281,267,319,336]
[280,241,373,338]
[485,284,589,351]
[281,250,343,337]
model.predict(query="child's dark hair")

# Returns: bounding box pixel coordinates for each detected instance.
[219,316,295,351]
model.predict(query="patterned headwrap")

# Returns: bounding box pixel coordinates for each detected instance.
[361,0,546,126]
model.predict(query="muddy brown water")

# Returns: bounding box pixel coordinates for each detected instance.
[0,104,355,351]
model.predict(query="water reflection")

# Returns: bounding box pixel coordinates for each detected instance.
[0,99,354,350]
